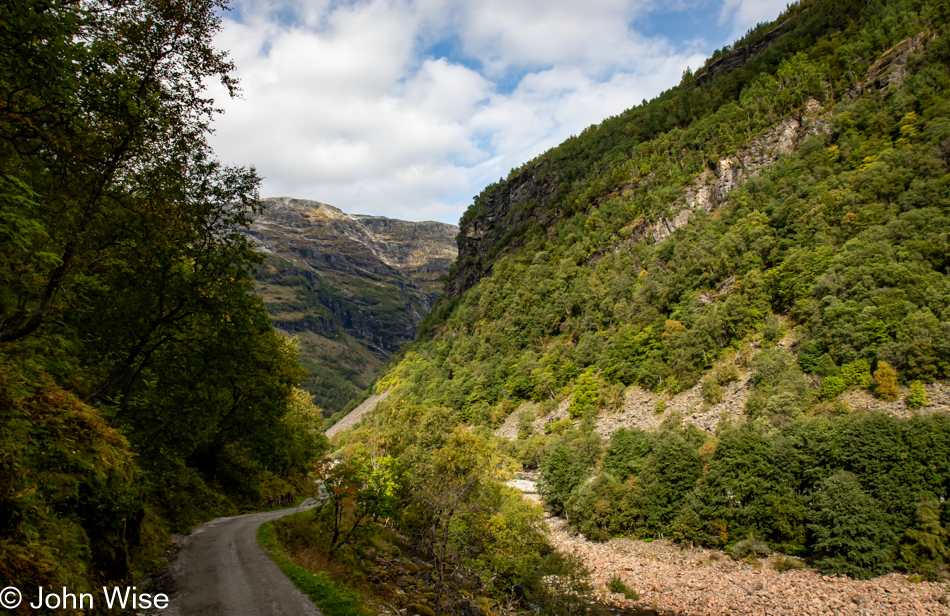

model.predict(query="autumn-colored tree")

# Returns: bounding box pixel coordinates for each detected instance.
[874,362,899,402]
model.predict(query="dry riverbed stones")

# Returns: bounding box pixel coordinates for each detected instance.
[545,515,950,615]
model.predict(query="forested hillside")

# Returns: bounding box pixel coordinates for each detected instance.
[0,0,324,599]
[336,0,950,586]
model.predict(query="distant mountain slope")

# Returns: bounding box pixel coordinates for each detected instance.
[246,197,457,414]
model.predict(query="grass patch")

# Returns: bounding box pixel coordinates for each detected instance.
[606,576,639,601]
[258,519,371,616]
[772,555,805,572]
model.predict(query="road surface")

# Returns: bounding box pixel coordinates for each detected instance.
[158,500,323,616]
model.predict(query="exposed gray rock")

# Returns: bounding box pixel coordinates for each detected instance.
[325,389,392,438]
[649,99,825,245]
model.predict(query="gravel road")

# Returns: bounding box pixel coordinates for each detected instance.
[156,500,323,616]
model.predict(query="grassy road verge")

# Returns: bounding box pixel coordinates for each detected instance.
[257,515,371,616]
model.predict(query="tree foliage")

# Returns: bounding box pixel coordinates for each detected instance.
[0,0,323,592]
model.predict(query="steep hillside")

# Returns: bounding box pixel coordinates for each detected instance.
[338,0,950,582]
[246,197,457,415]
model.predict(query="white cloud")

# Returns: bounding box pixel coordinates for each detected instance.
[718,0,791,39]
[207,0,785,223]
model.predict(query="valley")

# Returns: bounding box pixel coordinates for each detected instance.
[6,0,950,613]
[246,197,457,416]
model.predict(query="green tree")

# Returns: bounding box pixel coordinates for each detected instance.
[312,454,400,553]
[899,499,950,580]
[638,432,703,535]
[402,427,510,612]
[539,445,588,516]
[602,428,652,482]
[807,471,897,579]
[906,381,928,410]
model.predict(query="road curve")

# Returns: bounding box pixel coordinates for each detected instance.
[159,501,323,616]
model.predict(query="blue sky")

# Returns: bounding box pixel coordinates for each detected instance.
[208,0,789,224]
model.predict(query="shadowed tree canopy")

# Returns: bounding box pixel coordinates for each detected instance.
[0,0,324,592]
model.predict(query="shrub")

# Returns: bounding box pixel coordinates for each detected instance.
[544,418,573,435]
[702,378,724,404]
[654,398,666,415]
[730,537,772,561]
[813,354,839,377]
[579,519,611,542]
[518,410,536,439]
[606,576,639,600]
[840,361,873,389]
[712,362,740,385]
[873,362,899,402]
[761,314,783,342]
[772,555,805,572]
[567,473,638,538]
[819,360,872,400]
[568,368,600,419]
[906,381,928,410]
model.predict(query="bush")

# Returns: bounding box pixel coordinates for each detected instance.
[772,555,805,572]
[606,576,639,600]
[730,537,772,561]
[568,368,601,419]
[906,381,928,410]
[518,410,536,439]
[702,378,724,404]
[567,473,638,539]
[761,314,783,342]
[544,418,573,435]
[874,362,899,402]
[819,360,872,400]
[807,471,898,579]
[713,362,740,385]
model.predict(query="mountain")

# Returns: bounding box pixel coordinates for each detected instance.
[245,197,458,415]
[336,0,950,581]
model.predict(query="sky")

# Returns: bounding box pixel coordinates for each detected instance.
[207,0,790,224]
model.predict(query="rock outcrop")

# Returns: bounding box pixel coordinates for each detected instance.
[449,166,559,298]
[694,17,796,86]
[861,32,928,95]
[643,99,827,246]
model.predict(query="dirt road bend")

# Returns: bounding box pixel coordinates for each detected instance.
[158,500,323,616]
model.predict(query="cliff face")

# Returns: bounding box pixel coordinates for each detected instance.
[693,17,795,86]
[450,165,559,297]
[246,197,457,413]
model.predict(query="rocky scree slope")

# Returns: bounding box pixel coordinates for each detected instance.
[246,197,457,415]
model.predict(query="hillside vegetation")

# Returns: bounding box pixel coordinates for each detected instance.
[337,0,950,584]
[0,0,324,598]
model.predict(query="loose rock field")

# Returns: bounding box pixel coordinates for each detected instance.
[506,477,950,616]
[544,515,950,616]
